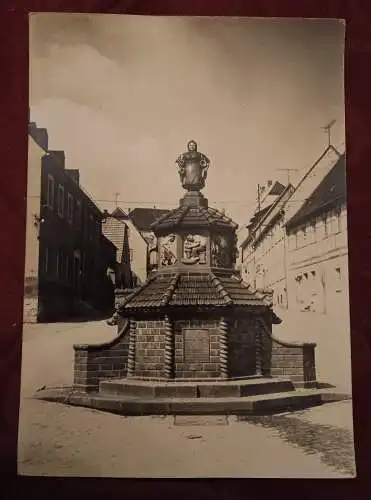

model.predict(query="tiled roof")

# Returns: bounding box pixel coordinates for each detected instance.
[102,217,126,262]
[111,207,128,219]
[152,205,238,232]
[247,204,272,230]
[268,181,286,196]
[286,154,346,230]
[128,208,171,232]
[118,272,269,311]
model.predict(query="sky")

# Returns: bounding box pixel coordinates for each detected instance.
[29,14,345,226]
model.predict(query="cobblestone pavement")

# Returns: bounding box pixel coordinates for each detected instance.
[17,321,356,478]
[238,401,356,477]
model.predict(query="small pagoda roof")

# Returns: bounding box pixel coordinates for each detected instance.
[151,204,238,233]
[118,272,271,312]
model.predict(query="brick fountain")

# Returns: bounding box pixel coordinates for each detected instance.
[35,140,348,415]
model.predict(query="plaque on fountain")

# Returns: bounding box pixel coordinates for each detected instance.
[183,329,210,362]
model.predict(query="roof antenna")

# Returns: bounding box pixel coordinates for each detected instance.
[113,192,120,207]
[322,119,336,148]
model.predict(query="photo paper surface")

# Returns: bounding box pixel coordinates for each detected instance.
[18,14,355,478]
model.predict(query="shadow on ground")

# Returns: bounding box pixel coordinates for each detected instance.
[238,414,356,476]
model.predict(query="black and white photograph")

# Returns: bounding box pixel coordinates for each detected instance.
[18,13,355,478]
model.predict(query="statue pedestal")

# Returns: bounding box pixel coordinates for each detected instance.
[179,191,208,208]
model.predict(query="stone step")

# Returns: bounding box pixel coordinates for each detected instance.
[34,386,349,416]
[99,377,296,399]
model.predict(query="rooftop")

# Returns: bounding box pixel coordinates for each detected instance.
[118,272,272,312]
[128,207,171,232]
[286,153,346,231]
[152,204,238,233]
[102,217,127,262]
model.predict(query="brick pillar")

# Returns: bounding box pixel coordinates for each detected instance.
[127,319,136,377]
[164,315,173,379]
[219,317,228,379]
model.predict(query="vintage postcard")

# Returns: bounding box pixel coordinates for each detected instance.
[18,13,355,478]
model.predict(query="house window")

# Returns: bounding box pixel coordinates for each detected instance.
[67,193,74,223]
[56,250,61,279]
[335,267,342,292]
[57,185,64,218]
[323,216,328,237]
[302,227,307,245]
[45,247,49,274]
[312,223,317,243]
[47,175,55,209]
[89,214,94,241]
[75,200,82,229]
[333,209,341,234]
[65,255,70,282]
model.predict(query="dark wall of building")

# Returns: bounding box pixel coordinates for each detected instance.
[36,151,113,321]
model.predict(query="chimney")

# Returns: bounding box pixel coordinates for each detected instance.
[29,122,49,151]
[267,180,273,187]
[66,169,80,186]
[50,150,65,168]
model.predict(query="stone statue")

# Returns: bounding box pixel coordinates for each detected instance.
[160,234,177,266]
[211,234,229,267]
[176,140,210,191]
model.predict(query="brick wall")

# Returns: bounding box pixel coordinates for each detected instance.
[259,317,273,376]
[134,320,166,378]
[228,318,256,377]
[73,320,130,392]
[174,319,220,378]
[270,337,317,386]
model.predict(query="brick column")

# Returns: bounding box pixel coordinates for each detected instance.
[127,319,136,377]
[164,315,173,379]
[219,317,228,379]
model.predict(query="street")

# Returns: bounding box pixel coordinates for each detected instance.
[18,320,356,478]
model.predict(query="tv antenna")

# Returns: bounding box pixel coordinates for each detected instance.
[322,119,337,147]
[113,192,120,207]
[277,168,299,185]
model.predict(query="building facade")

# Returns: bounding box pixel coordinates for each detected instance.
[127,207,170,274]
[285,152,348,316]
[240,181,294,307]
[24,121,115,322]
[102,207,146,288]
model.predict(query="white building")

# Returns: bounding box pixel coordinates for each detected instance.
[285,148,348,316]
[240,181,294,307]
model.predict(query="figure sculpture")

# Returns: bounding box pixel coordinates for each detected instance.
[182,234,207,264]
[176,140,210,191]
[160,234,177,266]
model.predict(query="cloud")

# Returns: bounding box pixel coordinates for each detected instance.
[29,15,345,224]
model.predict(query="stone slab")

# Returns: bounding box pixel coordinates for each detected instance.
[33,386,350,416]
[99,377,296,399]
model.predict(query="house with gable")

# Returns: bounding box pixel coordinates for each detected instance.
[285,147,348,316]
[240,180,295,307]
